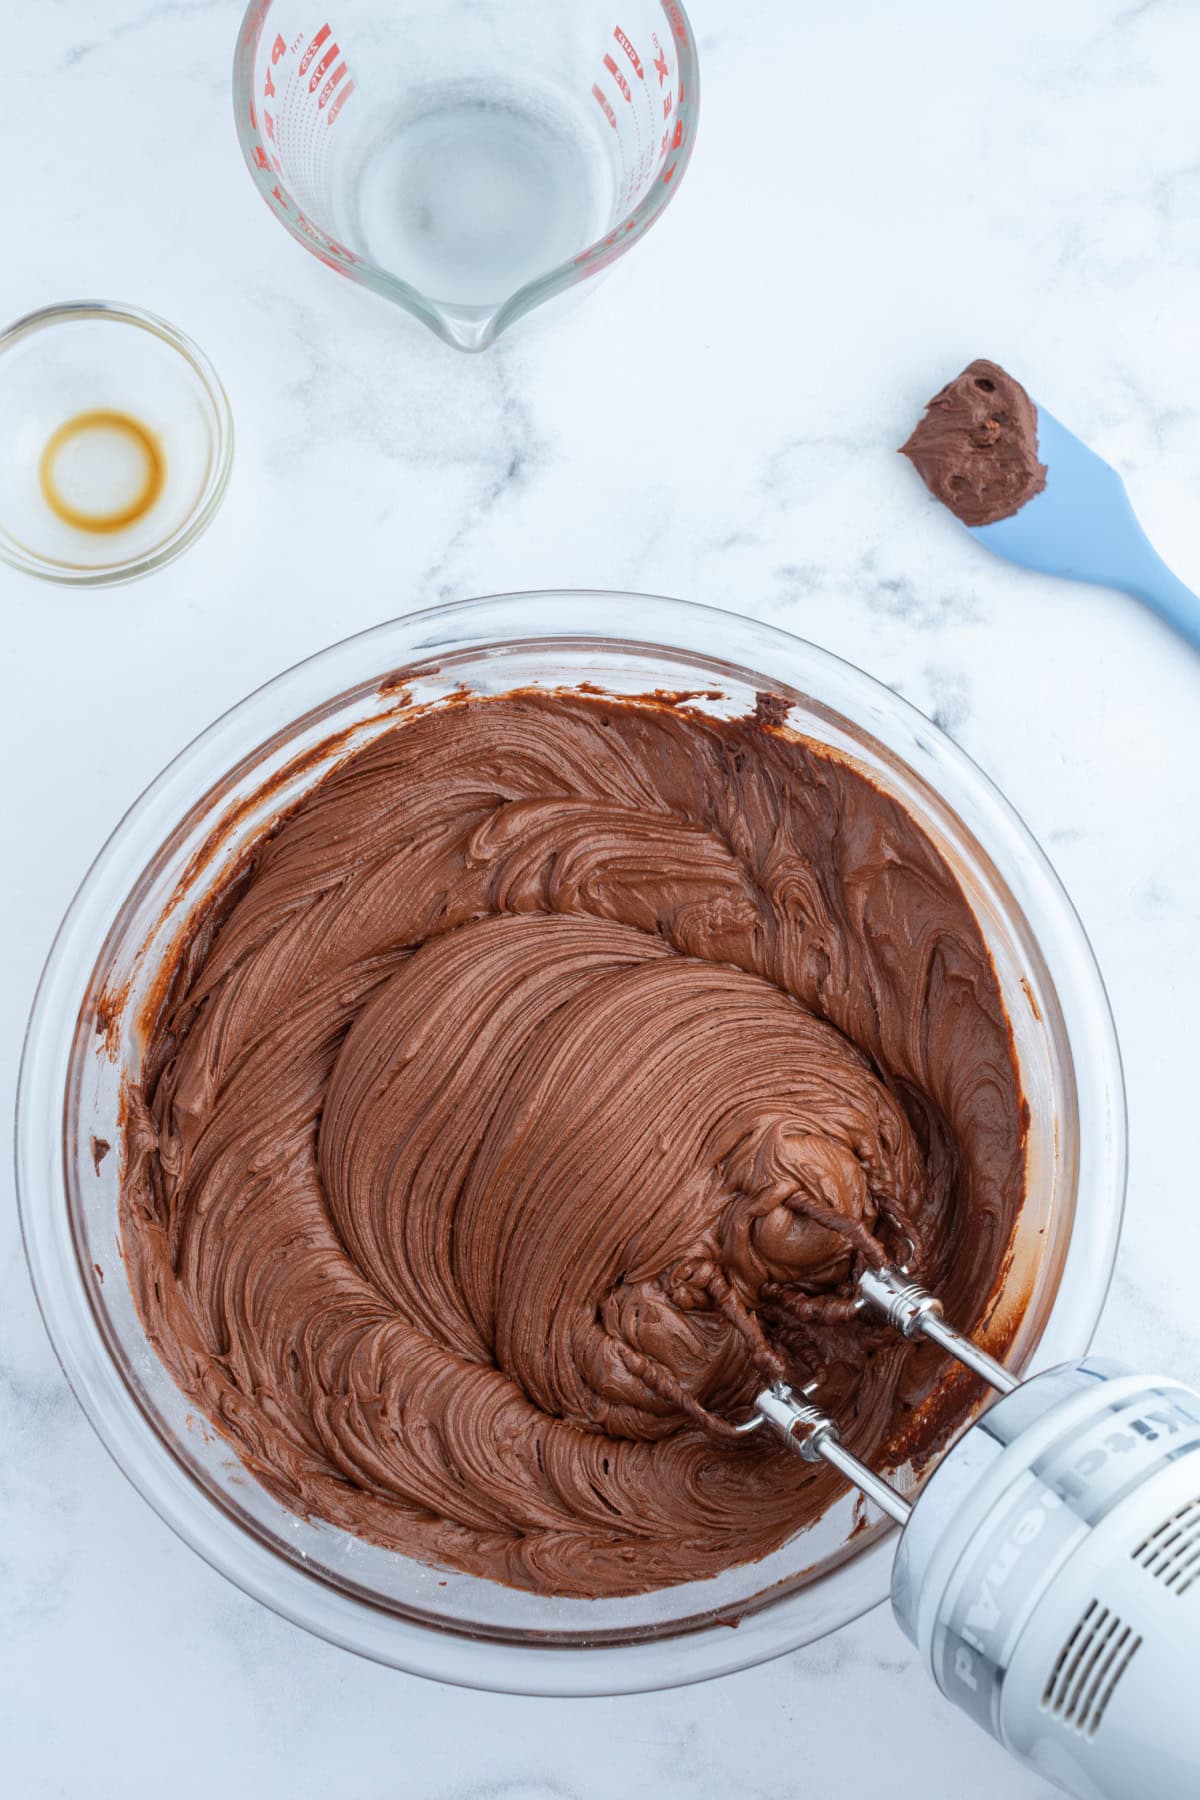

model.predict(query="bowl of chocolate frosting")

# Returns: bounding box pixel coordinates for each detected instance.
[17,592,1125,1693]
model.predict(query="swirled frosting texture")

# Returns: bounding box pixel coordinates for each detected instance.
[122,692,1023,1597]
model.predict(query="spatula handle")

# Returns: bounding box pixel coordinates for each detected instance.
[1125,554,1200,650]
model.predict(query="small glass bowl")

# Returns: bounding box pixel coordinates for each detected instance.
[0,302,233,585]
[16,593,1126,1694]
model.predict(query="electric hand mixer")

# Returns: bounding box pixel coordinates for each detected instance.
[738,1262,1200,1800]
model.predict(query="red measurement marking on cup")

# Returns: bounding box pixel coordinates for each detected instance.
[309,42,340,91]
[592,83,617,129]
[654,47,669,85]
[299,23,330,77]
[603,53,632,101]
[318,62,348,108]
[660,112,684,156]
[327,79,355,125]
[572,214,639,270]
[613,27,644,80]
[248,17,358,228]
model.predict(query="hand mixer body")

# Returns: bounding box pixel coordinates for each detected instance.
[890,1361,1200,1799]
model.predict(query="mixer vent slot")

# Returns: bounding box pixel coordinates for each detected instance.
[1131,1492,1200,1595]
[1041,1599,1143,1739]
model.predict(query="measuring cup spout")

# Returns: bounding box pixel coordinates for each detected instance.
[433,304,504,356]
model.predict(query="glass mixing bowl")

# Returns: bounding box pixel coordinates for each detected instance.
[16,593,1125,1695]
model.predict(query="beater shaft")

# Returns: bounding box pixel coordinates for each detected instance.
[742,1265,1020,1530]
[857,1265,1018,1394]
[752,1383,912,1524]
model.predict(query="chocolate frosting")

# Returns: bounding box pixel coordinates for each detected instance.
[122,691,1023,1598]
[900,358,1047,526]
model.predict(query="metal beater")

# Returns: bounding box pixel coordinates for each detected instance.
[738,1262,1200,1800]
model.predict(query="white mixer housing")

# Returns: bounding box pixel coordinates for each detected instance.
[890,1361,1200,1800]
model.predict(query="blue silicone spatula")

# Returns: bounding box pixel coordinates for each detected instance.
[970,405,1200,650]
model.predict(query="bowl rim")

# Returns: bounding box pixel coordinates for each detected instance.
[15,590,1127,1693]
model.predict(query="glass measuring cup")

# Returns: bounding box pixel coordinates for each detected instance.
[233,0,698,352]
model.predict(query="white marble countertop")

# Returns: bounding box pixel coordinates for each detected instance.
[3,1,1199,1795]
